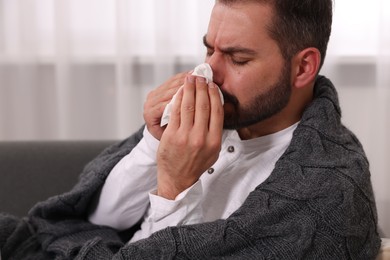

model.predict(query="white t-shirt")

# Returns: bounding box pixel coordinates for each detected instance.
[88,123,298,243]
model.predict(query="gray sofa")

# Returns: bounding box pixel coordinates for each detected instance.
[0,140,116,217]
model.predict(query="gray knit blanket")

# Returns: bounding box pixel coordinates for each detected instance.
[0,76,381,259]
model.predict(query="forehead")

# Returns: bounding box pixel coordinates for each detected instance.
[206,2,275,49]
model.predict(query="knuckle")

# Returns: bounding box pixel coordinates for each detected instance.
[183,105,195,112]
[175,136,189,147]
[146,89,156,100]
[214,105,224,116]
[175,76,185,85]
[171,105,181,115]
[208,139,222,152]
[159,103,167,113]
[199,103,210,111]
[191,138,206,150]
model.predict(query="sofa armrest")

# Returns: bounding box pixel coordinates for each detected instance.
[377,238,390,260]
[0,140,116,217]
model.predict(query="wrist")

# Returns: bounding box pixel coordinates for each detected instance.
[157,186,180,200]
[157,173,198,200]
[146,124,163,141]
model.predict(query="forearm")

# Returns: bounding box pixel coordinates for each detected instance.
[88,128,159,230]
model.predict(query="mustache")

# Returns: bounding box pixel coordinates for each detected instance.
[221,90,239,106]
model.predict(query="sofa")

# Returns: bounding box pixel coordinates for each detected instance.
[0,140,116,217]
[0,140,389,259]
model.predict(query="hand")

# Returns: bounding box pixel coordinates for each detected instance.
[143,72,188,140]
[156,75,224,199]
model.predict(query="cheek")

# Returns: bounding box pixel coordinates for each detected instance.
[227,70,262,102]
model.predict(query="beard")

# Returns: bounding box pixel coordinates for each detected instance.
[223,62,292,130]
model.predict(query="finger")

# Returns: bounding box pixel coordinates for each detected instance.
[166,72,186,90]
[154,72,187,102]
[165,71,187,86]
[146,100,170,118]
[193,76,211,131]
[167,87,183,130]
[180,75,196,130]
[208,82,224,135]
[159,87,182,103]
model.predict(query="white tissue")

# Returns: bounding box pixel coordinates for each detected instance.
[160,63,224,127]
[192,63,213,83]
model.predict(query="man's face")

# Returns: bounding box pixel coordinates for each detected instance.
[204,2,292,129]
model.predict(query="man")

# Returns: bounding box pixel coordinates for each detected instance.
[0,0,381,259]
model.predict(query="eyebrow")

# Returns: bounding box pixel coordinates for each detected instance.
[203,35,257,56]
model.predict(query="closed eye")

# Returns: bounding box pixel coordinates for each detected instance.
[231,59,250,66]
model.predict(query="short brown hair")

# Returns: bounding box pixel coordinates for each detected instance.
[217,0,333,69]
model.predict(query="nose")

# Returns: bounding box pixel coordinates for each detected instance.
[205,53,224,87]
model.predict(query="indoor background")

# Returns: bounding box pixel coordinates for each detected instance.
[0,0,389,237]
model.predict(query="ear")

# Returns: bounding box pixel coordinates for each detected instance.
[291,48,321,89]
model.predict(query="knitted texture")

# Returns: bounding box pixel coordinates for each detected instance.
[0,76,381,259]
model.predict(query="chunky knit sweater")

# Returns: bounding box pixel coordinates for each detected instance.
[0,76,381,259]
